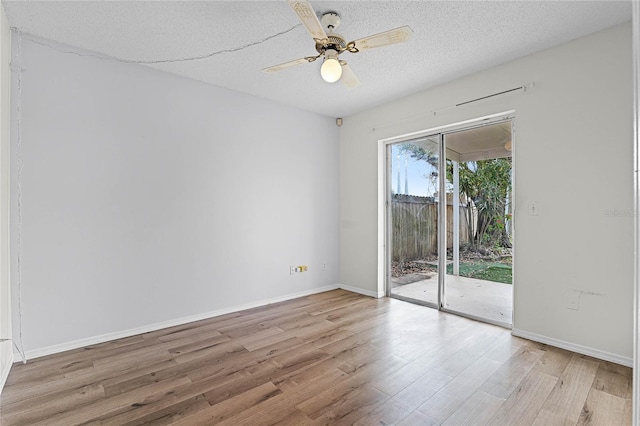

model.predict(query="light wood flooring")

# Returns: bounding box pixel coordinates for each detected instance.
[0,289,632,425]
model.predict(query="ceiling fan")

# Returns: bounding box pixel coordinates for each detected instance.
[262,0,413,89]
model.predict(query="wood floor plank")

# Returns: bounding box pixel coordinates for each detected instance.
[308,384,389,425]
[441,390,505,426]
[0,290,632,426]
[0,364,102,406]
[120,394,211,426]
[4,357,94,386]
[167,333,231,356]
[339,303,408,334]
[309,293,373,317]
[113,369,250,424]
[156,326,224,343]
[540,354,599,422]
[241,320,336,352]
[532,344,574,378]
[578,388,627,425]
[296,355,406,419]
[214,367,348,426]
[213,395,303,426]
[483,334,529,363]
[352,397,414,426]
[0,383,106,425]
[267,342,330,373]
[171,340,249,365]
[430,326,504,377]
[479,342,546,399]
[303,326,354,349]
[232,326,286,351]
[246,336,307,360]
[102,362,279,425]
[102,360,191,398]
[370,354,447,397]
[322,299,390,325]
[91,345,172,370]
[369,321,484,397]
[390,370,453,412]
[623,397,633,425]
[181,350,259,384]
[273,409,315,426]
[591,360,632,399]
[486,369,558,425]
[271,358,348,393]
[4,334,146,382]
[172,382,281,425]
[102,394,211,426]
[317,296,377,316]
[340,352,408,382]
[416,356,503,422]
[278,361,348,394]
[34,375,193,425]
[397,410,440,426]
[532,408,576,426]
[197,348,329,408]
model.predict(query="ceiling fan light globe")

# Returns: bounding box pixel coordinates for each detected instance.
[321,58,342,83]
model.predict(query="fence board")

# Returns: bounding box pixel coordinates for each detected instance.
[392,195,469,262]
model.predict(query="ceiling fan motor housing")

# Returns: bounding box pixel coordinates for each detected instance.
[320,12,341,31]
[315,12,347,54]
[316,34,347,54]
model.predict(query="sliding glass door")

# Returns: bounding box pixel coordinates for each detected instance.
[388,135,442,308]
[387,119,514,328]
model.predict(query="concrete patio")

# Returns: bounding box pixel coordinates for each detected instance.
[391,273,512,325]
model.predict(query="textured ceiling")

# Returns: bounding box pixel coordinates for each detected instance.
[1,1,633,118]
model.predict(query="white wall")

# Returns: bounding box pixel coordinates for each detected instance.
[10,34,339,358]
[340,23,634,363]
[0,5,12,392]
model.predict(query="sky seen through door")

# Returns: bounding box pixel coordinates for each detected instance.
[391,144,441,198]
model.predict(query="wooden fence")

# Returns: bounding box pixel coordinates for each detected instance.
[392,194,470,262]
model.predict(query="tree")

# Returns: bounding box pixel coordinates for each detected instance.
[453,158,512,249]
[399,143,512,249]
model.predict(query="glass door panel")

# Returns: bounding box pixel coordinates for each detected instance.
[443,123,513,326]
[389,136,441,307]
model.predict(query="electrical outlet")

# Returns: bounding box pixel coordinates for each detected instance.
[291,265,308,274]
[529,201,539,216]
[322,263,326,271]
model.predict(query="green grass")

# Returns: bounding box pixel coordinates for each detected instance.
[445,260,512,284]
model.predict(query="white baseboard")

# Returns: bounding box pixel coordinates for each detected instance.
[511,328,632,367]
[16,285,340,362]
[337,283,381,298]
[0,348,13,395]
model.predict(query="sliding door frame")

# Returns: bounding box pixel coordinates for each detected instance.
[382,111,515,327]
[437,133,446,310]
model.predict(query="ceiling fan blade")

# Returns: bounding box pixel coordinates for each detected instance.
[352,26,413,51]
[262,56,318,73]
[340,62,361,89]
[288,0,328,43]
